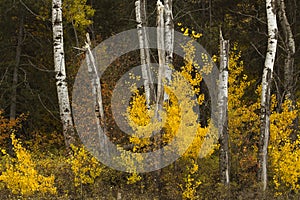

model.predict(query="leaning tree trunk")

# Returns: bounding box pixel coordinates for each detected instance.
[258,0,278,191]
[164,0,173,101]
[85,33,108,154]
[52,0,76,149]
[10,15,24,121]
[218,31,230,185]
[277,0,295,103]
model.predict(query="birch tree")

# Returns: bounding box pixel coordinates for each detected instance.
[258,0,278,191]
[156,0,165,117]
[52,0,76,148]
[218,31,230,185]
[135,0,155,107]
[277,0,296,103]
[84,33,108,154]
[164,0,173,101]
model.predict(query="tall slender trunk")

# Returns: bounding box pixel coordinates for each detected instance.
[52,0,76,149]
[72,20,80,48]
[156,0,165,118]
[218,31,230,185]
[164,0,173,101]
[85,33,108,154]
[10,15,24,121]
[258,0,278,191]
[277,0,295,102]
[135,0,155,107]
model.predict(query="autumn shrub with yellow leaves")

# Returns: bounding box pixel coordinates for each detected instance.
[125,32,219,199]
[225,44,300,194]
[67,145,103,187]
[269,100,300,195]
[0,134,57,196]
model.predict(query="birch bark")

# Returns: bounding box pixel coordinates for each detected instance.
[85,33,108,153]
[218,31,230,185]
[156,0,165,117]
[135,0,155,107]
[258,0,278,191]
[52,0,76,148]
[164,0,173,101]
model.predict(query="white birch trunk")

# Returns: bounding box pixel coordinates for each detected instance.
[164,0,173,101]
[135,0,154,107]
[259,0,278,191]
[52,0,75,148]
[277,0,295,102]
[156,0,165,117]
[218,31,230,185]
[10,15,23,121]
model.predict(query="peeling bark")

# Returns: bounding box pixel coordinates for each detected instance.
[218,31,230,185]
[258,0,278,191]
[52,0,76,149]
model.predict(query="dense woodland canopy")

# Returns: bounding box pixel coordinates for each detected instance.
[0,0,300,199]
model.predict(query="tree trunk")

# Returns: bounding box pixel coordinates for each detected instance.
[52,0,76,149]
[10,15,24,121]
[277,0,295,102]
[85,33,108,154]
[156,0,165,118]
[135,0,155,107]
[218,31,230,185]
[258,0,278,191]
[164,0,173,101]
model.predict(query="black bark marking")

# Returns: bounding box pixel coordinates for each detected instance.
[57,72,63,77]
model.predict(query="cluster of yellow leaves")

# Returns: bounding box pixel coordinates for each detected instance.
[67,145,102,187]
[228,48,260,134]
[269,100,300,194]
[177,23,203,39]
[0,134,56,196]
[126,172,142,185]
[63,0,95,29]
[180,159,201,200]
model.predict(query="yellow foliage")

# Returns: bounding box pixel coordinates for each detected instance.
[125,37,218,197]
[127,172,142,185]
[67,145,102,187]
[180,159,201,200]
[227,44,300,193]
[269,100,300,193]
[63,0,95,29]
[177,23,202,39]
[0,134,56,196]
